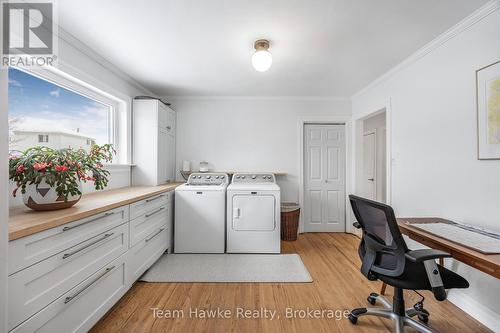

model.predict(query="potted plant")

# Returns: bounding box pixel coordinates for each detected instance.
[9,144,115,211]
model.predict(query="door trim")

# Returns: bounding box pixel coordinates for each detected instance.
[352,98,392,235]
[298,115,352,234]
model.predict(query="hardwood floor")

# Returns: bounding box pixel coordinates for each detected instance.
[91,233,491,333]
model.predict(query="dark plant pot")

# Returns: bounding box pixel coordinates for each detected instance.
[22,180,82,211]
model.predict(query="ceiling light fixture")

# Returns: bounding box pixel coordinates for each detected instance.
[252,39,272,72]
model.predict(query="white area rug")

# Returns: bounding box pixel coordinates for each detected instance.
[140,254,313,283]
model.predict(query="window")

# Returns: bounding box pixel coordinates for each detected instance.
[8,68,115,154]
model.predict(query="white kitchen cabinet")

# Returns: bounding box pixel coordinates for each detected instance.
[126,226,169,287]
[129,192,170,220]
[165,131,176,183]
[130,204,169,247]
[132,99,176,185]
[8,189,175,332]
[8,205,129,275]
[158,128,169,184]
[8,223,129,330]
[129,192,173,249]
[11,255,127,333]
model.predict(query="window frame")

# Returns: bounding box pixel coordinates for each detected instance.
[38,134,49,143]
[10,67,123,163]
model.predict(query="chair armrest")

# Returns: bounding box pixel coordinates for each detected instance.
[406,249,451,301]
[405,249,451,263]
[353,222,361,229]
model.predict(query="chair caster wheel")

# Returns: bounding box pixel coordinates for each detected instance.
[417,309,429,324]
[367,295,377,305]
[348,313,358,324]
[418,314,429,323]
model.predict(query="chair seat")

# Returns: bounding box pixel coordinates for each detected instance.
[377,259,469,291]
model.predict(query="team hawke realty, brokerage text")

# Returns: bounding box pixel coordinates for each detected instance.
[151,307,351,320]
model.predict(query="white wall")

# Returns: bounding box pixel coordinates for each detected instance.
[3,24,152,328]
[352,3,500,329]
[172,98,351,202]
[55,29,153,166]
[8,28,152,207]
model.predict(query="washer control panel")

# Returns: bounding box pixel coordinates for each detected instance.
[232,173,276,183]
[187,173,229,186]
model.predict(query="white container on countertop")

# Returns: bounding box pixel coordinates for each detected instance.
[199,161,209,172]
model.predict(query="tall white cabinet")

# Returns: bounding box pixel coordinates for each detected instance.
[132,99,176,185]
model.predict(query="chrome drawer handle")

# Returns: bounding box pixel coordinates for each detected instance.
[145,194,165,203]
[62,212,115,232]
[145,207,165,218]
[145,228,165,242]
[64,265,116,304]
[62,233,114,260]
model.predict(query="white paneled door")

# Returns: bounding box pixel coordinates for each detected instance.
[363,132,376,200]
[304,124,346,232]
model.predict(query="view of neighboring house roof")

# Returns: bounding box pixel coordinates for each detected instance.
[12,130,96,141]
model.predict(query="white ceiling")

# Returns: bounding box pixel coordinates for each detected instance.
[58,0,488,97]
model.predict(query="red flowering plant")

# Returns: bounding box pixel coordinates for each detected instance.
[9,144,115,201]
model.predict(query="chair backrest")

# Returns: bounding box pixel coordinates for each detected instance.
[349,195,408,278]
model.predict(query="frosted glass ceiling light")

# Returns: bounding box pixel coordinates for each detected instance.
[252,39,272,72]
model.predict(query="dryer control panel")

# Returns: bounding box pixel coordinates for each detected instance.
[232,173,276,183]
[187,173,229,186]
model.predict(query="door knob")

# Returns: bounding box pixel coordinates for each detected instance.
[324,180,328,183]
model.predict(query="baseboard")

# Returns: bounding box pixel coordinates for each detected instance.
[447,289,500,330]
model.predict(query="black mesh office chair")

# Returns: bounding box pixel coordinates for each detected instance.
[348,195,469,333]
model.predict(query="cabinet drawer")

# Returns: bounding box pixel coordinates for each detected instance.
[126,226,168,286]
[130,204,169,247]
[11,255,127,333]
[8,223,129,331]
[9,206,129,275]
[130,193,169,220]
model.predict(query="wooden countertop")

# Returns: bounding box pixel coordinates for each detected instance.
[397,217,500,279]
[9,183,183,241]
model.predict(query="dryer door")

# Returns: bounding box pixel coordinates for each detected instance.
[232,195,276,231]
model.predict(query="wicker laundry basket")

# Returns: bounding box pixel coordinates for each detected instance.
[281,203,300,241]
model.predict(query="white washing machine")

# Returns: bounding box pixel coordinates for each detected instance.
[226,173,281,253]
[175,173,228,253]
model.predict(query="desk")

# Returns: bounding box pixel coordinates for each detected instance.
[380,217,500,295]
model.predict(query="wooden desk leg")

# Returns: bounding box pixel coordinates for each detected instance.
[380,283,387,296]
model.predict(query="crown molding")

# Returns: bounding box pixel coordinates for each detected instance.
[164,95,351,102]
[54,26,155,97]
[351,0,500,100]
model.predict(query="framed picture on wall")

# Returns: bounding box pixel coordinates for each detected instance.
[477,60,500,160]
